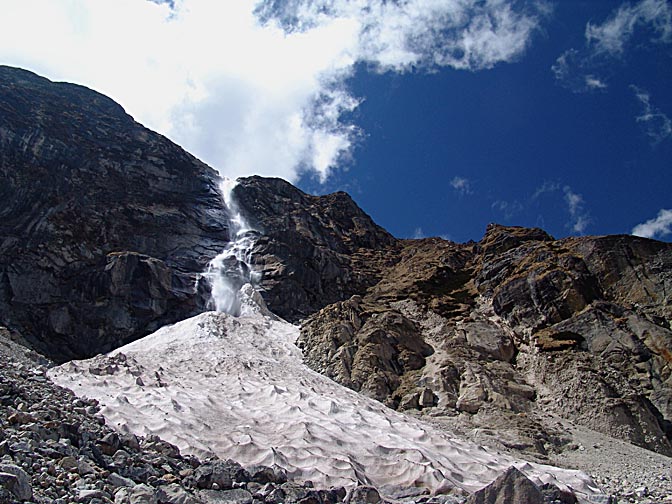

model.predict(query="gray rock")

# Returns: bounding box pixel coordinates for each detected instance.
[77,488,110,502]
[299,303,433,407]
[0,463,32,501]
[198,488,253,504]
[346,486,381,504]
[141,435,181,458]
[107,472,136,488]
[466,467,544,504]
[462,320,514,362]
[246,465,286,484]
[59,455,79,471]
[193,460,249,490]
[114,484,157,504]
[97,432,120,455]
[276,482,317,503]
[155,484,200,504]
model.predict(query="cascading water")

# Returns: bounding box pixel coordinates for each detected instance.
[202,178,261,316]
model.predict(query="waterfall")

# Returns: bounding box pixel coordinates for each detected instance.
[202,178,261,316]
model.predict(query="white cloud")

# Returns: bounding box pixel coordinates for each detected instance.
[630,85,672,143]
[450,175,472,195]
[585,0,672,55]
[0,0,548,183]
[563,186,591,234]
[632,208,672,238]
[551,49,610,93]
[585,75,607,90]
[528,182,591,235]
[553,0,672,93]
[531,180,560,200]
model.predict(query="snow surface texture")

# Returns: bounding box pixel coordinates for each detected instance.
[50,285,602,500]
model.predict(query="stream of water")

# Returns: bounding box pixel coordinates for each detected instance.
[202,178,261,315]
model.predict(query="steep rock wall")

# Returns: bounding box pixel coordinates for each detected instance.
[0,66,230,360]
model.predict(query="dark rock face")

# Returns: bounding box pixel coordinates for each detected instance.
[232,176,397,322]
[465,466,577,504]
[298,223,672,456]
[0,65,231,361]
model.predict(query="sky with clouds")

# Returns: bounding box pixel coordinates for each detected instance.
[1,0,670,242]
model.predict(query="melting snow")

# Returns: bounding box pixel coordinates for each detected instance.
[49,285,602,499]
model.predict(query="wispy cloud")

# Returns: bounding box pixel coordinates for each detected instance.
[412,227,426,239]
[531,181,561,200]
[585,0,672,55]
[563,186,591,234]
[491,200,523,220]
[585,75,608,90]
[553,0,672,93]
[450,175,473,195]
[530,182,591,234]
[0,0,549,184]
[632,208,672,238]
[630,85,672,143]
[551,49,611,93]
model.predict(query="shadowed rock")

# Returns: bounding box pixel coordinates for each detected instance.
[466,466,577,504]
[0,65,231,361]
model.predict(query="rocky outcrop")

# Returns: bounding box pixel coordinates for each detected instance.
[0,65,232,361]
[232,176,397,321]
[465,466,577,504]
[298,224,672,457]
[298,296,434,406]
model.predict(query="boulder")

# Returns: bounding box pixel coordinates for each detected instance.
[466,467,545,504]
[192,460,250,490]
[0,463,32,501]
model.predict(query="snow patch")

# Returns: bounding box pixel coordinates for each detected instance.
[49,300,602,498]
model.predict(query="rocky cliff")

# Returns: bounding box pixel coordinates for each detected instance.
[0,66,397,361]
[0,66,234,360]
[297,225,672,460]
[232,176,397,321]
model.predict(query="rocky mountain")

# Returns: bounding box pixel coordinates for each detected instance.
[295,226,672,459]
[1,65,672,503]
[225,175,672,462]
[0,65,235,361]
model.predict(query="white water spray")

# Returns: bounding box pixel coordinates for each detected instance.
[202,178,261,316]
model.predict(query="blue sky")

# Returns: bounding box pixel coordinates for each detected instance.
[297,1,672,242]
[1,0,671,242]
